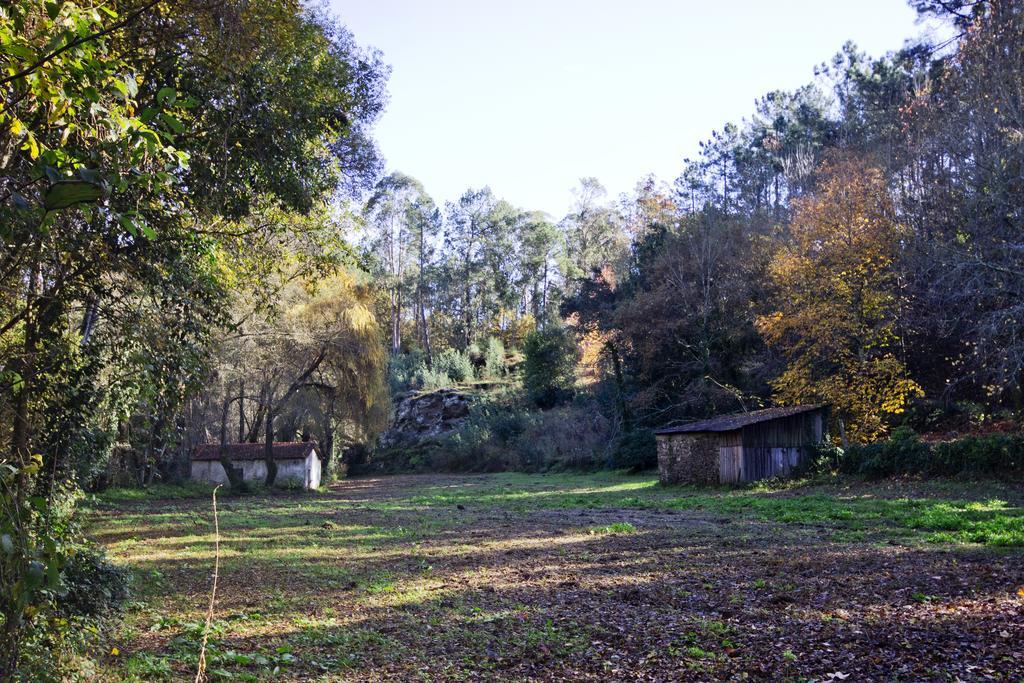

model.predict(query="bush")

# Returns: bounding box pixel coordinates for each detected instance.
[522,325,578,408]
[845,426,931,477]
[841,428,1024,478]
[610,429,657,472]
[483,337,506,378]
[412,365,447,390]
[434,348,475,384]
[511,401,615,472]
[59,547,131,618]
[387,350,427,393]
[796,441,845,477]
[370,391,616,474]
[388,349,477,391]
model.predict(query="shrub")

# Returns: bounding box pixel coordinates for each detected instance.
[58,547,131,618]
[841,428,1024,478]
[387,350,427,393]
[796,441,845,476]
[522,325,578,408]
[385,393,617,474]
[434,348,475,384]
[846,426,931,477]
[415,364,451,390]
[610,429,657,472]
[483,337,506,378]
[510,401,615,471]
[931,434,1023,475]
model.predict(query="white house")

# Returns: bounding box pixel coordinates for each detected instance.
[191,441,323,490]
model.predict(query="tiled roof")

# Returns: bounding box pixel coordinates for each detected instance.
[192,441,319,461]
[654,405,824,435]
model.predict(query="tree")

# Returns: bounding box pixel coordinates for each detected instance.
[757,154,922,443]
[899,0,1024,406]
[517,212,562,329]
[522,325,578,409]
[559,178,628,284]
[0,1,388,674]
[364,173,437,356]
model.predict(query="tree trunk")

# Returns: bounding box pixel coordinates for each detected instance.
[264,389,278,487]
[605,340,631,433]
[10,260,39,473]
[420,302,432,369]
[237,381,245,443]
[245,390,266,443]
[540,260,549,328]
[218,392,245,491]
[79,293,98,346]
[390,287,400,355]
[418,223,432,367]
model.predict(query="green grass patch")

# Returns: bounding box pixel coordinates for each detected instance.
[586,522,637,535]
[392,473,1024,547]
[94,481,217,502]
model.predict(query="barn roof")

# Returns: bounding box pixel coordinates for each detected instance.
[654,405,823,435]
[192,441,320,461]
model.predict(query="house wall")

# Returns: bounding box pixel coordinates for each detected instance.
[191,457,319,489]
[657,433,719,485]
[306,452,322,489]
[717,430,745,484]
[190,460,229,485]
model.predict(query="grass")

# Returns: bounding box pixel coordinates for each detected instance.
[92,472,1024,547]
[391,472,1024,547]
[94,481,218,502]
[87,472,1024,681]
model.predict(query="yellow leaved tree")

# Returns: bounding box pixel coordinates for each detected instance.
[757,154,922,444]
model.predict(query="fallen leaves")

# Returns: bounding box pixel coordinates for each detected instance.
[94,474,1024,681]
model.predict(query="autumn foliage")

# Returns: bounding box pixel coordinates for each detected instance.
[757,154,923,443]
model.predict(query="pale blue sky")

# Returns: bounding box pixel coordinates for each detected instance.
[329,1,925,218]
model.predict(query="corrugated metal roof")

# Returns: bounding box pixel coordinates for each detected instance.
[654,405,824,435]
[192,442,319,461]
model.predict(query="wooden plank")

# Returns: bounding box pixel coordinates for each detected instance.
[718,445,742,483]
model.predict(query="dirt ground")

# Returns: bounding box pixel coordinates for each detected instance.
[92,474,1024,681]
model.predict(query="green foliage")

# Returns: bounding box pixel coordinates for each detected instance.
[483,337,506,378]
[434,348,475,384]
[841,429,1024,479]
[1,473,128,680]
[57,548,131,619]
[417,365,454,391]
[522,326,577,408]
[387,350,428,393]
[441,398,615,473]
[370,390,616,474]
[0,1,389,675]
[610,429,657,472]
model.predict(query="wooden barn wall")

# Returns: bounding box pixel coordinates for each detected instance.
[718,430,744,483]
[716,411,825,484]
[740,411,822,449]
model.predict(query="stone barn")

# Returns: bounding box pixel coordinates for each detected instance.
[655,405,826,485]
[191,441,323,490]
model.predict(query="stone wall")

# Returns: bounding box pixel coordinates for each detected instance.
[657,433,720,485]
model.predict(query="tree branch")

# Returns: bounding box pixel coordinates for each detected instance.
[0,0,162,88]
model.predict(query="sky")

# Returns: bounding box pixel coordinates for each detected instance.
[329,0,926,219]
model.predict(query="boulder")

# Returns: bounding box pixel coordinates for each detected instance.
[379,389,471,449]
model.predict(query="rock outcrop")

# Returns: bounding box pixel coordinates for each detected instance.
[378,389,471,449]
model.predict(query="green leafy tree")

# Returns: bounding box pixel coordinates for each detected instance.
[0,1,388,675]
[522,325,578,408]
